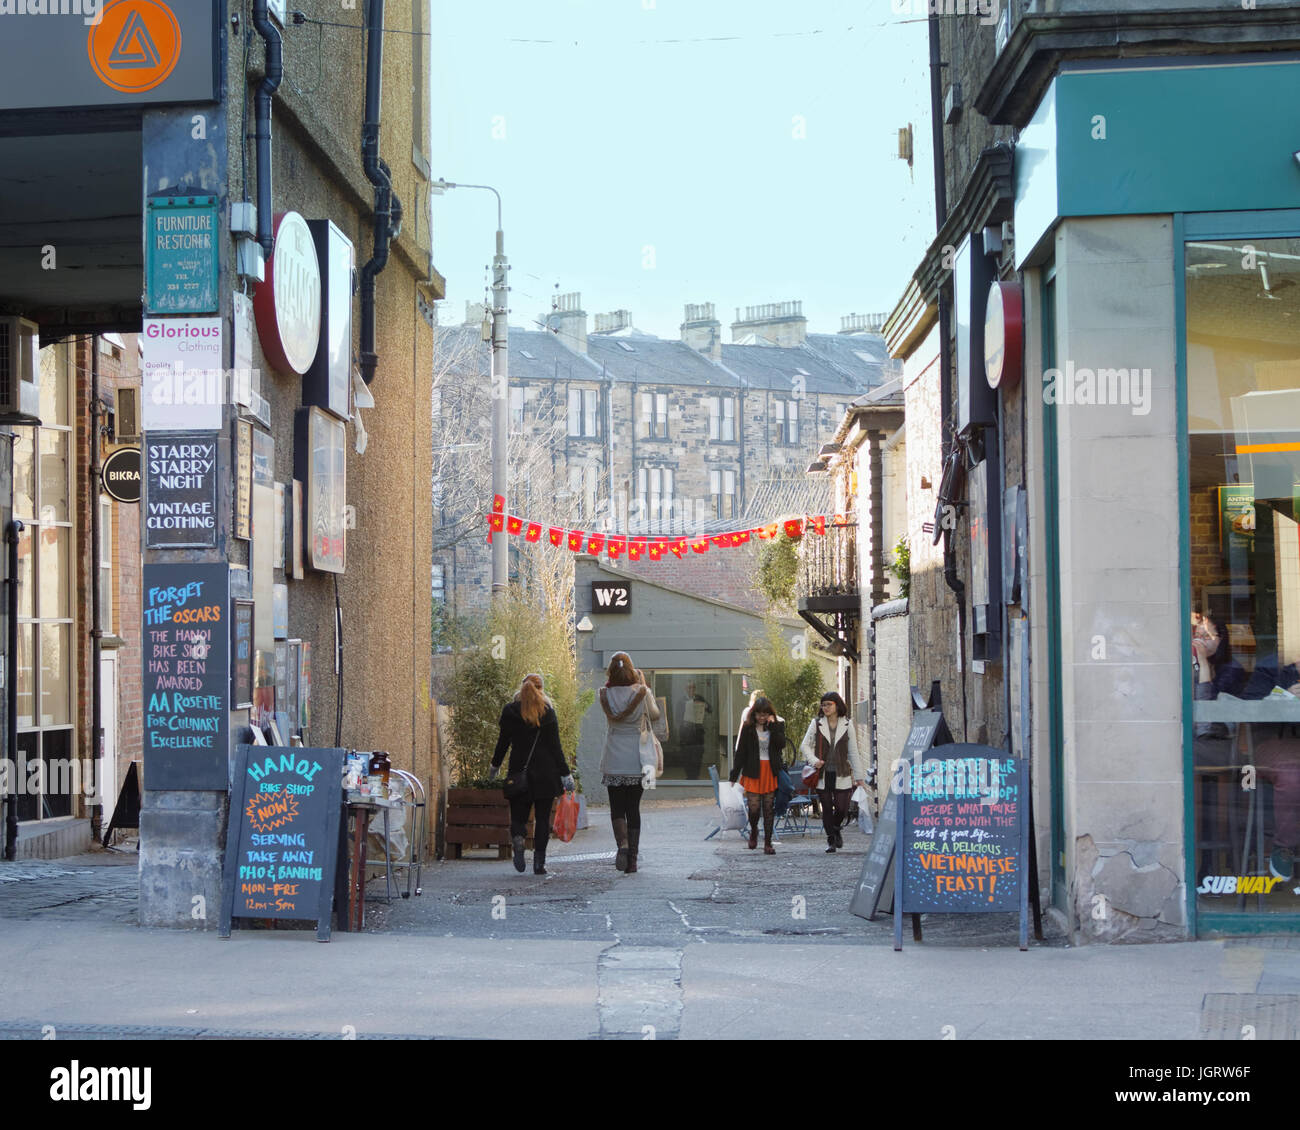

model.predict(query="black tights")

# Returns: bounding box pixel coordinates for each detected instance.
[509,794,553,856]
[746,791,775,840]
[607,783,643,829]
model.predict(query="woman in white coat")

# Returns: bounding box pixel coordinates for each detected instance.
[800,691,866,852]
[597,652,661,874]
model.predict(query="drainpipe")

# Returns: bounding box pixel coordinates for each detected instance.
[930,8,967,737]
[4,519,20,860]
[359,0,404,385]
[252,0,282,258]
[90,340,104,838]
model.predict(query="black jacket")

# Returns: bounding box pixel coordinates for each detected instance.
[492,702,569,799]
[730,720,786,784]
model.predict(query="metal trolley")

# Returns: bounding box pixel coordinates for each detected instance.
[362,768,426,901]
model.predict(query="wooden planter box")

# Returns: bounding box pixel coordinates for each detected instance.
[446,788,534,859]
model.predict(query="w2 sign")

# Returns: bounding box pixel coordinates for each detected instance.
[591,582,631,613]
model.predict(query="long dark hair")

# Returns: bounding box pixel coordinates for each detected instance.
[606,651,637,687]
[820,691,848,718]
[742,696,778,733]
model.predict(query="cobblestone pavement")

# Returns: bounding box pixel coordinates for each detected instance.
[0,851,139,924]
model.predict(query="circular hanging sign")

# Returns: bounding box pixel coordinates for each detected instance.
[984,279,1024,392]
[101,446,142,504]
[254,211,321,376]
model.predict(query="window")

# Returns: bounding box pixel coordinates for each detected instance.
[640,391,669,439]
[637,466,674,526]
[711,469,737,519]
[708,396,736,442]
[431,562,446,605]
[15,343,75,823]
[99,495,112,634]
[568,462,600,519]
[568,387,600,438]
[773,399,799,445]
[509,385,524,433]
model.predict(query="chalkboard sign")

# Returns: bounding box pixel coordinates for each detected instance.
[894,745,1031,951]
[144,431,219,548]
[142,563,229,790]
[850,709,951,921]
[219,745,345,941]
[232,599,253,708]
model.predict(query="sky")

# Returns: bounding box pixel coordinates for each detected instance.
[429,0,937,342]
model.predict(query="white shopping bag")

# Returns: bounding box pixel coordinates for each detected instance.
[851,785,874,835]
[719,781,749,831]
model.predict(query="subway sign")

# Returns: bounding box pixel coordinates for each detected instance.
[0,0,217,111]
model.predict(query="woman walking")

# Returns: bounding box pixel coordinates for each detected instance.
[598,652,661,873]
[800,692,865,853]
[729,696,786,854]
[490,674,574,875]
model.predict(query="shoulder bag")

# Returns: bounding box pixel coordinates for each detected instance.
[639,707,663,779]
[503,728,542,800]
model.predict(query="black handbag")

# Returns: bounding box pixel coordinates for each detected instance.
[502,730,542,800]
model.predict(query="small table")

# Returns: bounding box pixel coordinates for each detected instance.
[339,794,405,932]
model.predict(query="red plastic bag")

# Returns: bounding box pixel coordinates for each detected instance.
[552,792,579,843]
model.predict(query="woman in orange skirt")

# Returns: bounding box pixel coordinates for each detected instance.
[729,696,786,854]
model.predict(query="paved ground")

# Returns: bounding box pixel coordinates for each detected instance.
[0,798,1297,1042]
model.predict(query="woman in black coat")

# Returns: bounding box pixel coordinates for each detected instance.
[729,696,786,854]
[490,674,574,875]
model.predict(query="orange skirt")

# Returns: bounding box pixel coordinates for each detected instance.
[739,759,778,795]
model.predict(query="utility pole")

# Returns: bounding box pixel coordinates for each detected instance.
[432,179,509,595]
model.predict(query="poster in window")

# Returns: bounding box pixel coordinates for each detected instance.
[294,407,346,573]
[231,599,254,709]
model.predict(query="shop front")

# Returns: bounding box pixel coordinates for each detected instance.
[1014,58,1300,936]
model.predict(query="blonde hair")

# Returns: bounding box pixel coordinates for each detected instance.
[516,673,550,727]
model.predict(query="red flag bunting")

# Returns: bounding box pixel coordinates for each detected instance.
[691,539,710,554]
[567,530,584,552]
[833,512,848,527]
[587,534,605,555]
[607,536,626,557]
[784,518,805,539]
[506,515,523,535]
[733,530,751,545]
[809,515,826,536]
[525,523,542,543]
[492,494,505,513]
[548,526,564,547]
[628,538,645,560]
[669,538,687,558]
[647,541,663,561]
[487,513,505,533]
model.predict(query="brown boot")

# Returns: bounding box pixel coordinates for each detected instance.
[747,821,759,850]
[764,839,775,855]
[625,826,640,873]
[612,817,628,872]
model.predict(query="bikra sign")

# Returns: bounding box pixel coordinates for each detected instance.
[591,581,631,613]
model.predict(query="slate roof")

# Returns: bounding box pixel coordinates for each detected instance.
[741,474,833,522]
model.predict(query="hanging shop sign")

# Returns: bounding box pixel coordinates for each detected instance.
[219,744,345,941]
[984,280,1024,391]
[145,196,219,314]
[141,316,224,431]
[954,234,996,436]
[305,220,355,420]
[295,407,346,574]
[142,562,229,791]
[101,446,142,503]
[144,431,218,548]
[254,211,321,376]
[0,0,217,112]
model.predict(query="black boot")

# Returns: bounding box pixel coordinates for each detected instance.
[533,847,547,876]
[625,826,640,873]
[512,834,526,873]
[612,817,628,872]
[825,832,836,854]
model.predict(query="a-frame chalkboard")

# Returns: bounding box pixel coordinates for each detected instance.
[849,709,952,921]
[219,745,345,941]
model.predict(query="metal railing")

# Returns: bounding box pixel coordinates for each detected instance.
[800,521,859,599]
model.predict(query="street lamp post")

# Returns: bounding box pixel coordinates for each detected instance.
[432,179,509,597]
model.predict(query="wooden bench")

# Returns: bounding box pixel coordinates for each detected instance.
[445,788,534,859]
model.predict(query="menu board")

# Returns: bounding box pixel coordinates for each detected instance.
[894,745,1030,950]
[144,432,219,548]
[142,563,229,790]
[218,745,345,941]
[850,710,950,921]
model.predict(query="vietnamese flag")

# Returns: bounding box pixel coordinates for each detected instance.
[784,518,805,539]
[568,529,584,552]
[607,535,626,558]
[809,515,826,536]
[647,540,663,561]
[492,494,505,513]
[628,538,646,561]
[833,513,849,527]
[487,513,505,533]
[506,515,524,535]
[525,522,542,543]
[548,526,564,547]
[587,533,605,555]
[733,530,751,545]
[691,539,710,554]
[669,538,687,558]
[757,522,779,540]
